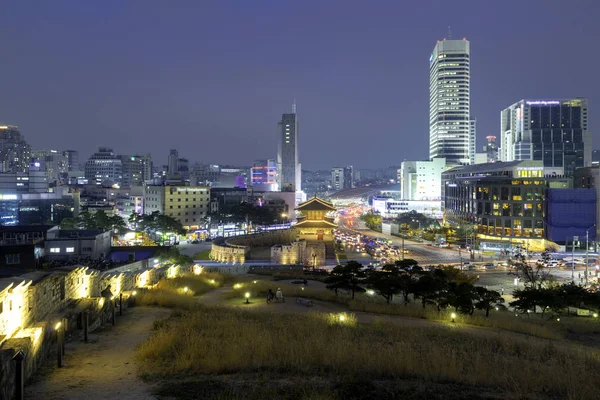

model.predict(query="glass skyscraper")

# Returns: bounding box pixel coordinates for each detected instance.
[429,39,473,166]
[500,99,591,175]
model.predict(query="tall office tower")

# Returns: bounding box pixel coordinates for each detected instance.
[168,149,179,175]
[500,99,591,175]
[429,39,472,166]
[277,103,300,192]
[0,125,31,173]
[85,147,123,185]
[63,150,79,171]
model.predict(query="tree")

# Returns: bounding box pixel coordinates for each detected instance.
[325,261,366,299]
[360,211,382,231]
[475,287,505,317]
[394,259,421,306]
[447,281,479,315]
[365,264,403,304]
[509,251,553,289]
[59,217,79,230]
[156,247,193,266]
[137,211,186,238]
[413,269,449,311]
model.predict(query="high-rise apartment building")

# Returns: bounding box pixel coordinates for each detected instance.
[331,166,354,191]
[277,104,300,192]
[0,125,31,173]
[31,149,69,182]
[429,39,472,166]
[500,99,591,175]
[331,168,343,191]
[84,147,123,185]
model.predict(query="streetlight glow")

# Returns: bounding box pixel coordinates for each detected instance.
[245,292,250,304]
[55,322,62,331]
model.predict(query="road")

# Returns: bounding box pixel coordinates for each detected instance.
[176,241,212,257]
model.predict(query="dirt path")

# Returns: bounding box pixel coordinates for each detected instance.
[25,307,171,400]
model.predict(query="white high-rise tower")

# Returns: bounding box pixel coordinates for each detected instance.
[429,38,473,166]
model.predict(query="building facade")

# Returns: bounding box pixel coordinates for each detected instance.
[277,106,301,192]
[442,161,553,249]
[251,159,278,191]
[500,99,591,175]
[400,158,446,200]
[144,185,210,230]
[429,39,472,166]
[372,197,443,219]
[0,125,31,173]
[31,150,69,183]
[84,147,123,185]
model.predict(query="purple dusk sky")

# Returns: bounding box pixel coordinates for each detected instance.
[0,0,597,169]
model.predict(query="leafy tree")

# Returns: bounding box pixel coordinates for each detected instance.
[509,251,553,289]
[365,264,403,304]
[59,217,79,230]
[325,261,366,299]
[475,287,505,317]
[447,281,479,315]
[394,259,421,306]
[360,211,382,231]
[156,247,193,266]
[137,211,186,236]
[413,269,449,311]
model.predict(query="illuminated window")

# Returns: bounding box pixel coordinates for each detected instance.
[50,248,60,253]
[66,247,75,253]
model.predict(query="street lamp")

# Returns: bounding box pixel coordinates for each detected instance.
[245,292,250,304]
[586,224,596,286]
[312,253,317,271]
[281,213,287,225]
[451,313,456,323]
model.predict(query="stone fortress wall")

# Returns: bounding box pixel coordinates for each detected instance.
[0,258,198,400]
[210,229,297,264]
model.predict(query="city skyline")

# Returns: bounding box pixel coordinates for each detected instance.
[0,1,598,169]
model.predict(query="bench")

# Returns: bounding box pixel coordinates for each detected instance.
[296,297,313,307]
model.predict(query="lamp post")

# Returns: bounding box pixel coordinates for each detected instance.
[281,213,287,226]
[586,225,596,286]
[312,253,317,271]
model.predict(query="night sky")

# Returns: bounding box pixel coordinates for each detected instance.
[0,0,598,170]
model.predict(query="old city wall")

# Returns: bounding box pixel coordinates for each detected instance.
[0,260,194,400]
[210,229,298,264]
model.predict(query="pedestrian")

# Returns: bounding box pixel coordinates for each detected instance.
[501,287,504,296]
[267,289,274,303]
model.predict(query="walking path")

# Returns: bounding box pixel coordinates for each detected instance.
[25,307,171,400]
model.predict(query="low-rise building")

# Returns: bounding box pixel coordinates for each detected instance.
[44,228,112,261]
[372,197,442,219]
[144,185,210,230]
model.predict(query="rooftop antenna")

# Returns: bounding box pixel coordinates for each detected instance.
[292,98,297,114]
[448,26,452,40]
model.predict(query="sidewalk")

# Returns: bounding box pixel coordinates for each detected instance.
[25,307,171,400]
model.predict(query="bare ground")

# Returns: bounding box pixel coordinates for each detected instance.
[25,306,171,400]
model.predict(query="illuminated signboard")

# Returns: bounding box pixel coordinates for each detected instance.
[525,101,560,106]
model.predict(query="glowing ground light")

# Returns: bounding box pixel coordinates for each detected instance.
[451,313,456,323]
[594,313,598,318]
[210,279,216,284]
[132,290,137,296]
[301,287,305,291]
[557,318,561,322]
[234,283,242,289]
[253,280,257,284]
[55,322,62,331]
[495,307,499,311]
[339,314,346,322]
[367,290,375,296]
[183,287,189,293]
[245,292,250,304]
